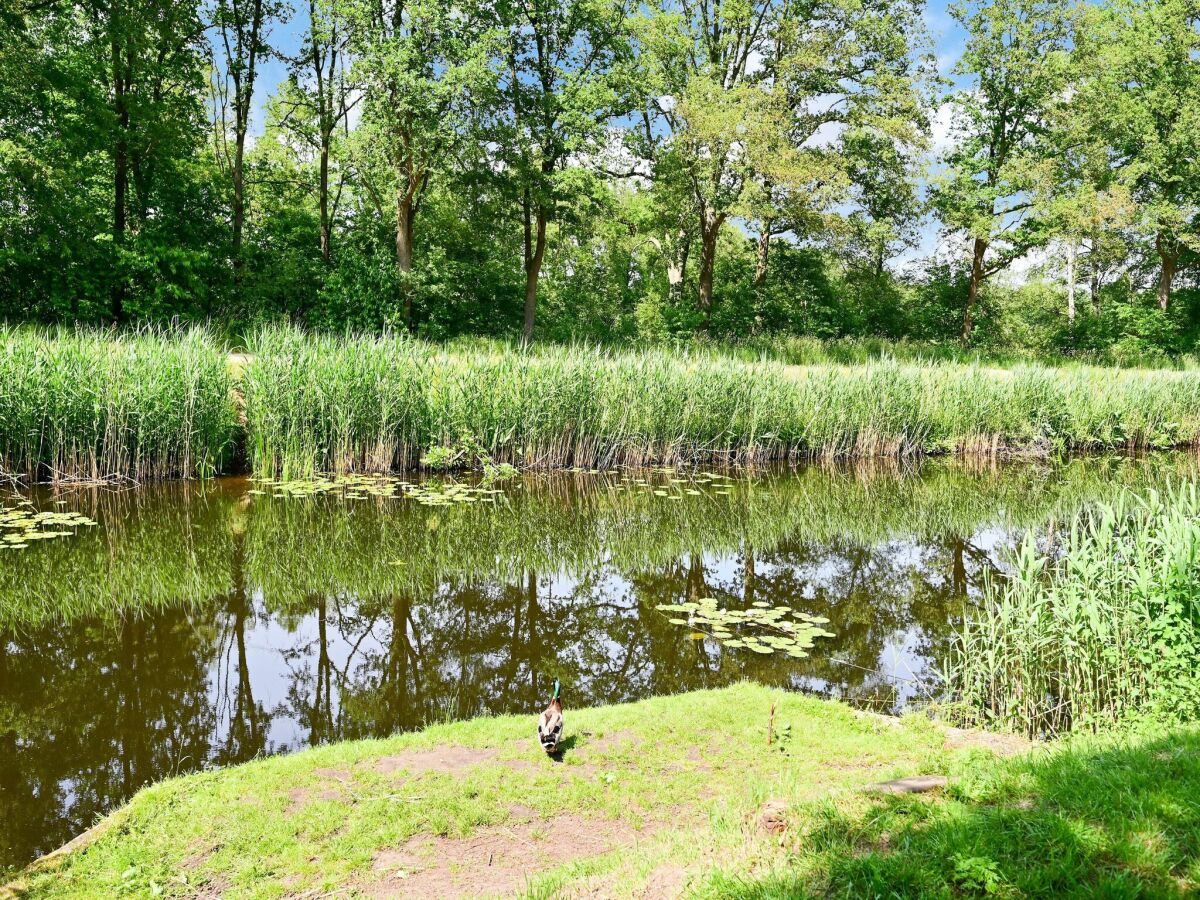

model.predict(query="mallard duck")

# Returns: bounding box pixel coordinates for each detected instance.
[537,678,564,754]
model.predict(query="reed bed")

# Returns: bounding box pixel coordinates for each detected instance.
[947,484,1200,737]
[244,325,1200,477]
[0,326,237,481]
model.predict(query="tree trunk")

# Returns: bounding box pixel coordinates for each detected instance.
[232,130,246,280]
[666,230,689,304]
[110,15,128,322]
[962,237,987,344]
[1157,234,1177,312]
[1065,240,1076,329]
[522,192,548,347]
[396,188,415,324]
[754,224,771,286]
[697,211,723,328]
[318,133,331,263]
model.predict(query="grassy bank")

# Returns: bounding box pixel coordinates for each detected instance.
[245,326,1200,477]
[948,483,1200,738]
[0,327,236,481]
[6,682,1198,898]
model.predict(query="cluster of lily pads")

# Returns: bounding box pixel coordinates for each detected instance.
[609,466,738,500]
[250,474,505,506]
[1,499,97,550]
[655,597,834,658]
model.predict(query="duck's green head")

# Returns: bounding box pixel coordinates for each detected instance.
[552,678,561,700]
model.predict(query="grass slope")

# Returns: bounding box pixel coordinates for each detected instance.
[6,683,1198,899]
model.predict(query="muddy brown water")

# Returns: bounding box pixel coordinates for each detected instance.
[2,453,1197,872]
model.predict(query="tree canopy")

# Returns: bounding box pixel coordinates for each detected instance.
[2,0,1200,357]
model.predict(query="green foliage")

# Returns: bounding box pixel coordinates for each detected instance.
[1,0,1199,363]
[948,484,1200,736]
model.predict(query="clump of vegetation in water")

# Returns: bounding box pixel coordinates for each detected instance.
[1,498,97,550]
[947,483,1200,737]
[656,597,834,658]
[0,326,236,481]
[243,325,1200,479]
[420,433,518,481]
[253,472,505,506]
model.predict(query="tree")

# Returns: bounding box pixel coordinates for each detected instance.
[1074,0,1200,311]
[933,0,1071,343]
[636,0,931,327]
[1,0,213,321]
[842,128,925,280]
[291,0,353,264]
[339,0,491,326]
[488,0,637,345]
[1039,118,1134,326]
[212,0,286,283]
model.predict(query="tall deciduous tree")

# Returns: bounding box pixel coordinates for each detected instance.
[270,0,354,264]
[212,0,284,283]
[933,0,1071,343]
[341,0,490,325]
[1074,0,1200,311]
[489,0,636,344]
[636,0,930,327]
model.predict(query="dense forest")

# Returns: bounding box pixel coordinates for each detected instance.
[0,0,1198,356]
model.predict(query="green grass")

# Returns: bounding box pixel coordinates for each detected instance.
[244,325,1200,477]
[0,326,237,481]
[6,683,1197,898]
[948,483,1200,738]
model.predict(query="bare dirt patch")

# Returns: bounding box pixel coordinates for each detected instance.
[637,862,689,898]
[286,786,343,813]
[754,800,790,836]
[312,766,353,784]
[374,746,499,776]
[863,775,949,795]
[362,814,653,898]
[944,727,1034,757]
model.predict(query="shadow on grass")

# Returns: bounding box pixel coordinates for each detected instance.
[549,734,579,761]
[715,727,1200,898]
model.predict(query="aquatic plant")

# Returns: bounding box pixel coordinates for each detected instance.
[0,326,237,481]
[655,596,835,658]
[947,483,1200,737]
[243,325,1200,476]
[0,498,96,550]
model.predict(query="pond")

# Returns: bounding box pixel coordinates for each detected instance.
[2,453,1198,872]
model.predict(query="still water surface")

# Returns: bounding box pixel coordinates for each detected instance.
[2,455,1196,870]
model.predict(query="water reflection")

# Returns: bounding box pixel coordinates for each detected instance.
[1,454,1196,870]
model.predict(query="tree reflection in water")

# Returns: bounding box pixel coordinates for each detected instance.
[2,453,1197,871]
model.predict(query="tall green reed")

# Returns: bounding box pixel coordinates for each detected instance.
[0,326,236,481]
[244,325,1200,477]
[947,484,1200,737]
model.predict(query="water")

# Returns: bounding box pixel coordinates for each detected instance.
[2,454,1196,871]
